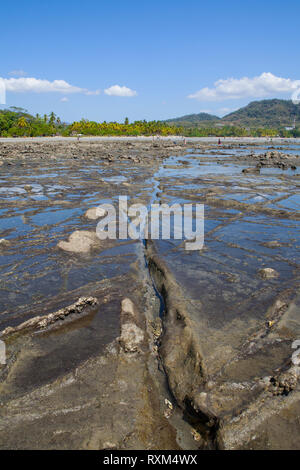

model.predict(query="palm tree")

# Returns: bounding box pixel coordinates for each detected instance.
[17,117,28,128]
[49,112,56,125]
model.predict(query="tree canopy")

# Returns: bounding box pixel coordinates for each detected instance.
[0,107,299,138]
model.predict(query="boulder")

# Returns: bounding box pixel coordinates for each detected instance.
[57,230,100,253]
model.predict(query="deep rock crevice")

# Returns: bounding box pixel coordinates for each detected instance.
[145,240,221,448]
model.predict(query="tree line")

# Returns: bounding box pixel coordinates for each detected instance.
[0,107,300,138]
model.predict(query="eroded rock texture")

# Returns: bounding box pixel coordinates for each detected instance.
[0,137,299,449]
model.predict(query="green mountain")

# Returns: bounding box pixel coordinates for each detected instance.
[222,99,300,128]
[165,112,220,127]
[165,99,300,129]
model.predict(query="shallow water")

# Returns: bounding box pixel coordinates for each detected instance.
[0,154,153,328]
[0,140,299,343]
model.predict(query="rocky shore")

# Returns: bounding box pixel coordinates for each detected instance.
[0,138,299,449]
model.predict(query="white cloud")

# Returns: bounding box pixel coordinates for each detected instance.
[60,97,69,102]
[2,77,100,96]
[2,77,134,99]
[9,69,27,77]
[104,85,137,97]
[188,73,300,102]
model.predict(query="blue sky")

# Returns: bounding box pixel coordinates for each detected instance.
[1,0,300,122]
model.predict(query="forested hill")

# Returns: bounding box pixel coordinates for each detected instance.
[222,99,300,128]
[165,99,300,129]
[165,112,220,127]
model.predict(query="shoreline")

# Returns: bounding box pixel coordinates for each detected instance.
[1,135,300,144]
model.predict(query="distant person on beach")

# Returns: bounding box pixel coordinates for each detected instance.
[218,138,221,145]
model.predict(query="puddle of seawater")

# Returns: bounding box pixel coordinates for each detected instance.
[102,175,127,183]
[261,167,300,176]
[277,194,300,211]
[30,207,81,226]
[157,155,247,179]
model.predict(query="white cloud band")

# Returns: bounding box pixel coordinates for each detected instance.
[188,72,300,102]
[1,77,100,95]
[1,77,137,99]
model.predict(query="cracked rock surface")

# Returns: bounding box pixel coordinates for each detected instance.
[0,137,300,449]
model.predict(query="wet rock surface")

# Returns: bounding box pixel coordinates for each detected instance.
[0,137,299,449]
[0,296,98,337]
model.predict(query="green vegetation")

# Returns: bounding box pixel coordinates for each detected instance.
[166,99,300,130]
[1,103,300,139]
[223,99,300,128]
[0,107,67,137]
[68,119,181,136]
[165,112,220,127]
[184,125,300,138]
[0,108,181,137]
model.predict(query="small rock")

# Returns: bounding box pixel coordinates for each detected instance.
[264,241,280,248]
[151,318,162,338]
[57,230,100,253]
[258,268,279,279]
[164,408,172,419]
[164,398,173,410]
[191,429,202,442]
[242,167,260,174]
[0,239,10,247]
[102,441,117,450]
[119,322,144,353]
[292,349,300,366]
[84,207,99,220]
[85,206,107,220]
[270,368,299,395]
[121,298,135,317]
